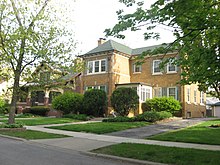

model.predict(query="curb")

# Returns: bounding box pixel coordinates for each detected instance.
[0,134,27,142]
[82,151,167,165]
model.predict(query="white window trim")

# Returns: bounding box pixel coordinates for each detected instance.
[85,85,107,92]
[167,87,177,100]
[200,91,205,105]
[167,59,177,74]
[194,89,197,104]
[187,88,191,103]
[87,59,107,74]
[152,60,162,75]
[133,63,142,73]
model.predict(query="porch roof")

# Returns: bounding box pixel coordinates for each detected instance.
[115,82,152,87]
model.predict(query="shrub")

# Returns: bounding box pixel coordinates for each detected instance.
[143,97,181,114]
[158,111,172,120]
[30,106,50,116]
[62,114,89,121]
[102,116,134,122]
[16,113,40,118]
[111,88,139,116]
[0,123,23,128]
[52,92,83,114]
[83,89,107,117]
[0,98,8,114]
[138,111,160,122]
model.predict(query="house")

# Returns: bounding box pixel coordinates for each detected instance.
[211,102,220,117]
[206,97,220,117]
[18,62,81,110]
[79,38,206,118]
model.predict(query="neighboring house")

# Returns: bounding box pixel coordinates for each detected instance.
[79,38,206,118]
[211,102,220,117]
[19,62,81,109]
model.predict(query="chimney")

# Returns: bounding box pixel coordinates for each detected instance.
[98,38,106,45]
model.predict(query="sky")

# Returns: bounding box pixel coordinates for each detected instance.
[60,0,175,55]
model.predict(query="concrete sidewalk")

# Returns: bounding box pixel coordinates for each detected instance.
[27,124,220,152]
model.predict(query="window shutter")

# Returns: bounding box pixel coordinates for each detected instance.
[162,87,167,97]
[176,87,179,100]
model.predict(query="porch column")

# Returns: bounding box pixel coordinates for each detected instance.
[26,90,31,106]
[44,89,50,106]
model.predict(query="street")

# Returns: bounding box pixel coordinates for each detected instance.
[0,137,135,165]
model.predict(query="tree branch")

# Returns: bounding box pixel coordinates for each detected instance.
[10,0,23,27]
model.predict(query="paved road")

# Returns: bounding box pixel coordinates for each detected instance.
[106,118,213,138]
[0,137,138,165]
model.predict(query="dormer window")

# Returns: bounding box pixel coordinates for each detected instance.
[40,72,50,82]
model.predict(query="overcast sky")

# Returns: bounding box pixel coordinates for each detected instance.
[60,0,175,55]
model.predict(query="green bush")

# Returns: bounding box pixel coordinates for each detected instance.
[111,88,139,116]
[158,111,172,120]
[52,92,83,114]
[143,97,181,114]
[83,89,107,117]
[16,113,40,118]
[102,116,134,122]
[62,114,90,121]
[0,98,8,114]
[30,106,50,116]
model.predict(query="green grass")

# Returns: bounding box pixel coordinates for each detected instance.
[148,119,220,145]
[2,117,79,126]
[48,122,149,134]
[93,143,220,165]
[0,130,69,140]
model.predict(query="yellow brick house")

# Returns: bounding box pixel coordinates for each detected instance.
[79,38,206,118]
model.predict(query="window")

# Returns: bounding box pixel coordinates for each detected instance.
[87,59,107,74]
[154,87,162,97]
[153,60,162,74]
[86,85,107,92]
[140,87,151,102]
[194,89,197,103]
[167,59,177,73]
[168,87,177,99]
[40,72,50,82]
[200,91,204,104]
[133,64,142,73]
[187,88,190,103]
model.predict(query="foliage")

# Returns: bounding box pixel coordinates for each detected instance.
[143,97,181,114]
[16,113,40,118]
[93,143,220,165]
[111,88,139,116]
[83,89,107,117]
[0,98,8,114]
[52,92,83,115]
[0,0,76,124]
[157,111,173,120]
[0,123,23,128]
[62,114,90,121]
[29,106,50,116]
[138,111,160,122]
[105,0,220,99]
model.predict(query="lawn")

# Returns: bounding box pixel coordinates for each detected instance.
[2,117,79,126]
[0,130,69,140]
[48,122,149,134]
[148,119,220,145]
[93,143,220,165]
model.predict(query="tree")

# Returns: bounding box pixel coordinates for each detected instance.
[0,0,75,124]
[110,88,139,116]
[83,89,107,117]
[105,0,220,99]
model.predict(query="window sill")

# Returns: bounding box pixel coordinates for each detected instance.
[133,72,141,74]
[186,102,191,104]
[86,72,107,75]
[200,103,205,106]
[152,72,163,76]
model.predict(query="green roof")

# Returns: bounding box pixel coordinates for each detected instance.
[83,39,169,57]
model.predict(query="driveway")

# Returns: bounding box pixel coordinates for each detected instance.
[106,118,213,138]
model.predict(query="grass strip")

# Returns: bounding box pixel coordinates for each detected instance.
[0,130,69,140]
[48,122,149,134]
[148,119,220,145]
[2,117,79,126]
[93,143,220,165]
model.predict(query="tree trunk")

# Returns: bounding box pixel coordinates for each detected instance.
[8,71,20,124]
